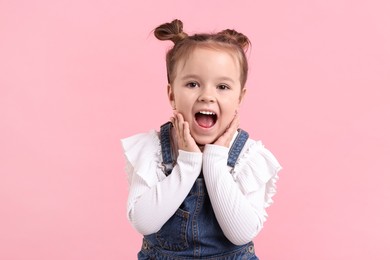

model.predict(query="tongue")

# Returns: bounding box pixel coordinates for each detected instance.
[196,114,214,128]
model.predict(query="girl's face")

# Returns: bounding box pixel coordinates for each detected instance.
[168,47,246,145]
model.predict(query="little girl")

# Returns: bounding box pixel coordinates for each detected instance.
[121,19,282,259]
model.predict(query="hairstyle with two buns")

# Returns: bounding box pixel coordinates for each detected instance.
[154,19,251,87]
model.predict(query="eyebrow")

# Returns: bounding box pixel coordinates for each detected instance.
[217,76,235,84]
[180,74,199,81]
[180,74,235,84]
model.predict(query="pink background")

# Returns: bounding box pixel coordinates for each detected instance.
[1,0,389,259]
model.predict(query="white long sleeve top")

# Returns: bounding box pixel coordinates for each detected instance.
[121,129,282,245]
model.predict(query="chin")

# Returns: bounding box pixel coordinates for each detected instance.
[193,135,217,146]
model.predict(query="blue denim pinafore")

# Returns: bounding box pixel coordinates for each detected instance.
[138,122,258,259]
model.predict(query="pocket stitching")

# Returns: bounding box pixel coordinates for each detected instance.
[156,208,190,251]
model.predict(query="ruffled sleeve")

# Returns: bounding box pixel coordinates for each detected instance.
[120,130,166,224]
[121,130,165,187]
[231,139,282,209]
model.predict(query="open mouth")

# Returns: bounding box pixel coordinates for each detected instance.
[195,111,217,128]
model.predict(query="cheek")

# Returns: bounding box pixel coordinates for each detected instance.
[223,98,240,112]
[175,100,188,109]
[220,104,238,123]
[174,94,195,111]
[174,101,193,118]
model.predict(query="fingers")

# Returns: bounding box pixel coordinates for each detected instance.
[174,111,185,141]
[183,121,191,144]
[225,117,238,141]
[214,114,240,147]
[170,111,201,153]
[227,113,240,133]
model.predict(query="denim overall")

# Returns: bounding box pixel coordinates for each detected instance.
[138,122,258,259]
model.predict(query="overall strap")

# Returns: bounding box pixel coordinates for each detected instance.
[160,122,174,175]
[227,129,249,167]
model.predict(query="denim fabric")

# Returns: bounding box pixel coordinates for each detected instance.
[138,240,258,260]
[160,122,174,175]
[138,122,258,259]
[227,129,249,167]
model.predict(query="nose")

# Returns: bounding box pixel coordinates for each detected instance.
[198,87,216,103]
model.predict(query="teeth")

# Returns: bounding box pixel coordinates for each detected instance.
[199,111,216,115]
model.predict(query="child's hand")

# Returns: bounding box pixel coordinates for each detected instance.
[171,111,201,153]
[214,114,239,148]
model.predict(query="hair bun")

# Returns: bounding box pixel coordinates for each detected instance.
[154,19,188,44]
[217,29,250,51]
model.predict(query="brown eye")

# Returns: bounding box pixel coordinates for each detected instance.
[218,84,229,90]
[186,82,199,88]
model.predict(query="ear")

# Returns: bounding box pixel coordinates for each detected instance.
[239,87,247,105]
[167,84,175,109]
